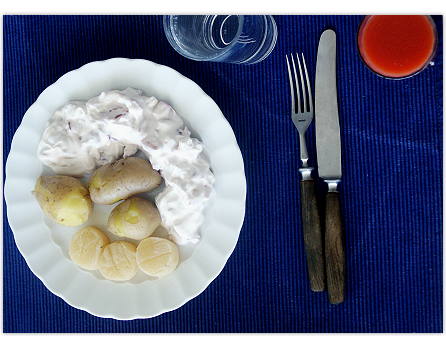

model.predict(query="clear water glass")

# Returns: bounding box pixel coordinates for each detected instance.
[163,15,278,64]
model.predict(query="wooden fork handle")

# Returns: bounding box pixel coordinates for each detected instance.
[300,179,325,292]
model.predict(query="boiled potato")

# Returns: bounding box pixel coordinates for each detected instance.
[98,241,137,281]
[108,197,161,240]
[136,237,179,278]
[89,157,161,205]
[69,226,110,270]
[34,175,93,226]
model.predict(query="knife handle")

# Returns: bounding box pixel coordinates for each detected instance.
[300,179,325,292]
[325,191,345,304]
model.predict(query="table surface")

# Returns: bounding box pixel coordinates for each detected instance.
[3,15,443,333]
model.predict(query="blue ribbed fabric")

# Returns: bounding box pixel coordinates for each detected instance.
[3,15,443,333]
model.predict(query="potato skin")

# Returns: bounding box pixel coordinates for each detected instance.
[34,175,93,226]
[89,157,162,205]
[108,197,161,240]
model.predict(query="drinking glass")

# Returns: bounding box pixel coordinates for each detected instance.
[357,15,437,79]
[163,15,278,64]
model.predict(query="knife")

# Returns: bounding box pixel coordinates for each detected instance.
[315,29,345,304]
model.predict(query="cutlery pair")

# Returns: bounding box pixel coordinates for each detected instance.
[286,29,345,304]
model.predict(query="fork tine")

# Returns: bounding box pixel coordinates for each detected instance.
[290,54,301,113]
[302,53,313,113]
[295,53,307,112]
[285,55,295,114]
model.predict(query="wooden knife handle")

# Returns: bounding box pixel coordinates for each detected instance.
[300,179,325,292]
[325,192,345,304]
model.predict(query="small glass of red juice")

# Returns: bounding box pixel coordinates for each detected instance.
[358,15,437,79]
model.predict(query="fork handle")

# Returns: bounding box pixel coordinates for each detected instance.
[300,178,325,292]
[325,191,345,304]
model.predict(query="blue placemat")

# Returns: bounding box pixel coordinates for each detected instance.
[3,15,443,333]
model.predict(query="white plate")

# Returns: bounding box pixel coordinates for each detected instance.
[4,58,246,320]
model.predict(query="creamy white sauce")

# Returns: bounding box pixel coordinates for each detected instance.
[38,88,215,245]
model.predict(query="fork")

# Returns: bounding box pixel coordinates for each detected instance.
[286,53,325,292]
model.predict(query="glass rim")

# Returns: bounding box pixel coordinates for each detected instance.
[357,15,438,80]
[163,15,246,62]
[239,15,278,64]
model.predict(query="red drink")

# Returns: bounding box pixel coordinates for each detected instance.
[358,15,437,78]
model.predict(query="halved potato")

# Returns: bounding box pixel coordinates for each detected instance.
[89,157,161,205]
[34,175,93,226]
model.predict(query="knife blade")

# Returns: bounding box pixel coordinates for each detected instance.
[315,29,341,181]
[315,29,345,304]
